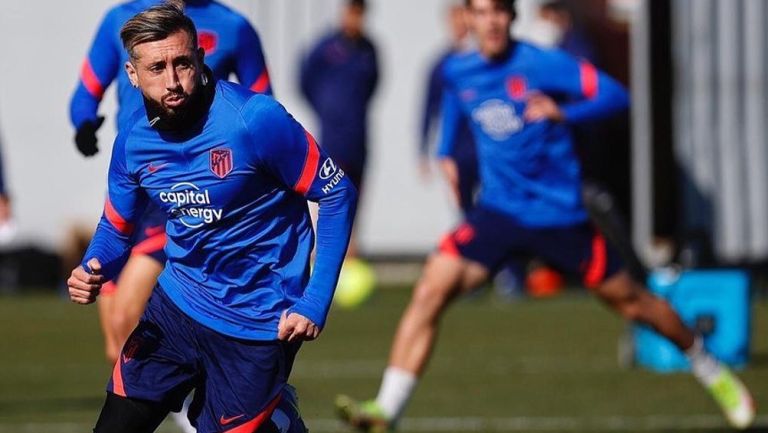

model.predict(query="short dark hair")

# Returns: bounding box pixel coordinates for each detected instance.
[120,0,198,61]
[465,0,516,13]
[349,0,366,10]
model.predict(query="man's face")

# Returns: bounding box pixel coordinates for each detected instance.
[341,4,365,38]
[125,30,204,119]
[467,0,513,58]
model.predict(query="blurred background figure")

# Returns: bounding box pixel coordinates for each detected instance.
[68,1,272,431]
[530,0,596,62]
[300,0,379,308]
[419,4,531,300]
[419,3,475,206]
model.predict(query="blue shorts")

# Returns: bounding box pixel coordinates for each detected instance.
[130,205,167,264]
[438,206,623,288]
[109,286,300,432]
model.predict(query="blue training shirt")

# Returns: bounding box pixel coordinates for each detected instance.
[437,41,629,227]
[70,0,272,132]
[83,80,357,340]
[299,31,378,168]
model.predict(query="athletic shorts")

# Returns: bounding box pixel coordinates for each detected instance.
[130,205,167,264]
[438,206,623,288]
[108,285,300,432]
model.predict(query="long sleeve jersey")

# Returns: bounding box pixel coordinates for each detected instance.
[70,0,271,132]
[83,80,357,340]
[438,41,629,227]
[299,31,378,166]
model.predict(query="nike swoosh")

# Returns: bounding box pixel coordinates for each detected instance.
[220,414,245,425]
[148,163,168,173]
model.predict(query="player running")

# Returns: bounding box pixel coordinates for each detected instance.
[335,0,755,430]
[67,3,356,432]
[69,0,272,367]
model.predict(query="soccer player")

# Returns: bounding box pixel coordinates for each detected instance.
[420,4,477,213]
[300,0,378,263]
[70,0,273,367]
[335,0,755,431]
[67,3,356,433]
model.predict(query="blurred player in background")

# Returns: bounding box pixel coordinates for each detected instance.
[69,0,272,430]
[336,0,755,431]
[300,0,378,307]
[419,4,476,213]
[67,3,355,432]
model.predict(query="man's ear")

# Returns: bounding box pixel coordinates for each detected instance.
[197,47,205,65]
[125,61,139,88]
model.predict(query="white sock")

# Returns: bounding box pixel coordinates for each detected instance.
[685,336,722,386]
[170,394,197,433]
[375,366,418,422]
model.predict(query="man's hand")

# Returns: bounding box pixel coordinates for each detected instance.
[68,258,104,305]
[277,310,320,342]
[74,116,105,157]
[438,158,461,208]
[524,93,564,123]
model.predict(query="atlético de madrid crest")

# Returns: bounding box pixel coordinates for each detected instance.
[210,148,233,178]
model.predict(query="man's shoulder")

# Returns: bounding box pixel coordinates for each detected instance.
[443,50,483,82]
[515,40,576,67]
[190,0,250,28]
[215,80,284,126]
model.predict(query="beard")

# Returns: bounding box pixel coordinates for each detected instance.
[143,68,214,131]
[145,88,195,123]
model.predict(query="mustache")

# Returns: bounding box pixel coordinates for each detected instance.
[162,90,188,101]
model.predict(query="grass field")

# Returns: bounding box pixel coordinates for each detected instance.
[1,287,766,433]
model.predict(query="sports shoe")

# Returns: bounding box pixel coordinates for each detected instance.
[335,395,391,432]
[705,368,755,429]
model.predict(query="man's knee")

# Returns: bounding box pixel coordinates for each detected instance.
[594,273,649,322]
[93,392,169,433]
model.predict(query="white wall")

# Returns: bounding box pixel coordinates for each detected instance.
[0,0,537,254]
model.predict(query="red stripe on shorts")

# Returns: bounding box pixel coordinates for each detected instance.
[111,357,126,397]
[224,393,282,433]
[583,232,607,288]
[131,232,167,256]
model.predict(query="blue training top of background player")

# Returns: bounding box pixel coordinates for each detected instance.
[83,80,357,341]
[70,0,272,132]
[437,41,629,228]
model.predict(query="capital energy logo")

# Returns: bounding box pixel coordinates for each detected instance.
[160,182,223,228]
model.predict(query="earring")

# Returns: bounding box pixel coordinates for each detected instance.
[201,74,209,86]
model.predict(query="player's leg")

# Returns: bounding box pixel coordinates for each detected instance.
[110,254,163,356]
[93,287,199,433]
[594,271,693,348]
[537,225,754,429]
[336,254,488,432]
[96,282,121,364]
[192,328,302,433]
[387,254,488,376]
[337,208,514,432]
[594,271,755,428]
[93,392,170,433]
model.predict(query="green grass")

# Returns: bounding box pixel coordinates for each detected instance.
[0,289,766,432]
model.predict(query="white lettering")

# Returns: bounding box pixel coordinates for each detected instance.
[322,169,346,194]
